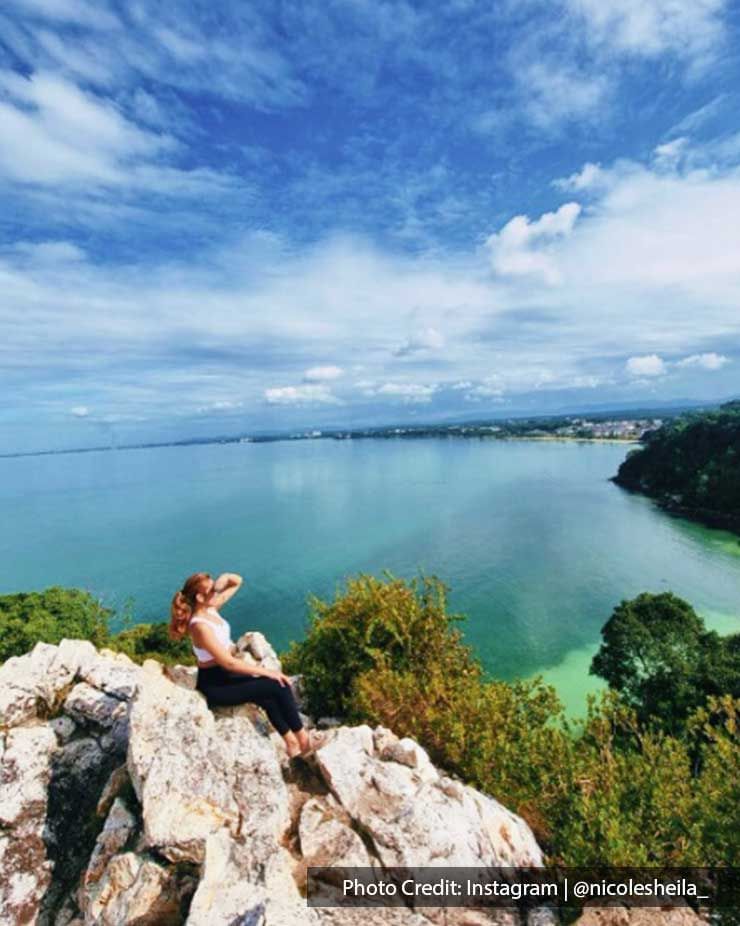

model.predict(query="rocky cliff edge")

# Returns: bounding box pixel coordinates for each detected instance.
[0,631,703,926]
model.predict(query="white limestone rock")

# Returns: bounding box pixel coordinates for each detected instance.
[298,795,371,868]
[83,796,138,889]
[315,725,543,869]
[126,667,290,865]
[0,724,58,926]
[186,826,319,926]
[83,851,188,925]
[63,681,128,729]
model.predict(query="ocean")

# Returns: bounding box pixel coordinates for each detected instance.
[2,436,738,715]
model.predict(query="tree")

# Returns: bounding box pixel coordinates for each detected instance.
[590,591,739,732]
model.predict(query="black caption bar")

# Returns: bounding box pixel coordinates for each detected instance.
[307,867,740,909]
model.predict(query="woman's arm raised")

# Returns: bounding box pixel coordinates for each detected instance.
[211,573,243,609]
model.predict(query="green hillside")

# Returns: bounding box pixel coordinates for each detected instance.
[611,400,740,534]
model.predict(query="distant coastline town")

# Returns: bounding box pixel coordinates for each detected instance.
[282,414,661,443]
[1,411,679,459]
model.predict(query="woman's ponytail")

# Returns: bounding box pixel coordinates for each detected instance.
[168,591,191,640]
[168,573,212,640]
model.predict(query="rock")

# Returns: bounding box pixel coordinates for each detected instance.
[82,796,138,888]
[0,634,547,926]
[127,667,291,866]
[0,724,58,926]
[83,851,190,925]
[317,716,343,729]
[49,715,78,744]
[63,681,127,729]
[96,764,130,818]
[239,631,276,662]
[298,795,371,867]
[575,909,707,926]
[314,725,542,868]
[42,734,124,920]
[164,664,197,689]
[79,653,142,701]
[187,826,319,926]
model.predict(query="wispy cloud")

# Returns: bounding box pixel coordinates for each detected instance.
[1,0,739,451]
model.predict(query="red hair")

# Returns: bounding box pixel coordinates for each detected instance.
[169,572,213,641]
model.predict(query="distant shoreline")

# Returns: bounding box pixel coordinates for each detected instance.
[0,431,645,460]
[499,435,641,445]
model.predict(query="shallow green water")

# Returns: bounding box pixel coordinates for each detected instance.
[1,437,738,716]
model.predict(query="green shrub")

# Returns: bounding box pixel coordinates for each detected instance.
[107,621,195,666]
[0,586,193,667]
[281,571,475,719]
[0,586,113,662]
[281,571,740,867]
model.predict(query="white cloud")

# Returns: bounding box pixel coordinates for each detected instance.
[4,131,740,440]
[485,202,581,284]
[264,384,342,406]
[464,383,505,400]
[303,365,344,382]
[362,382,438,404]
[553,162,606,193]
[515,61,610,130]
[653,137,689,169]
[564,0,727,64]
[626,355,666,377]
[197,400,244,413]
[7,240,86,263]
[8,0,120,30]
[0,70,175,185]
[676,352,729,370]
[69,405,90,417]
[393,326,445,357]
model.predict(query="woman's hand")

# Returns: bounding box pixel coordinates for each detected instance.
[266,669,291,687]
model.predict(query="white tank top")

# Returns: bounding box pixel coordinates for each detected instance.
[189,608,232,661]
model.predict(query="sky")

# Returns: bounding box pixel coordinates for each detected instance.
[1,0,740,453]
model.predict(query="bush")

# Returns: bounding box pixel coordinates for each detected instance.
[0,586,194,667]
[0,587,113,662]
[107,621,195,666]
[281,572,740,867]
[550,693,740,866]
[281,571,475,719]
[281,571,569,842]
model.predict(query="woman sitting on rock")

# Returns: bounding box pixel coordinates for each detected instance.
[170,571,323,759]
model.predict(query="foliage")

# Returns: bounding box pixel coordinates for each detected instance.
[281,571,473,719]
[0,586,193,666]
[107,621,195,666]
[0,586,113,662]
[590,591,740,733]
[548,693,739,866]
[4,575,737,866]
[282,572,740,867]
[612,400,740,525]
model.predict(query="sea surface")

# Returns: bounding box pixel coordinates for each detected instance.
[1,437,738,715]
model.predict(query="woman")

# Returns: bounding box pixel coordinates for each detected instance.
[169,571,322,759]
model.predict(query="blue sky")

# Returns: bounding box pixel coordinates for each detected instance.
[1,0,739,452]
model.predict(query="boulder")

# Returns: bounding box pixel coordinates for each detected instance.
[314,726,542,868]
[0,724,58,926]
[0,635,547,926]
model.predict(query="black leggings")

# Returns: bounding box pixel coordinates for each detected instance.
[195,665,303,735]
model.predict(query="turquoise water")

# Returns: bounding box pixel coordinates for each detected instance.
[1,437,738,715]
